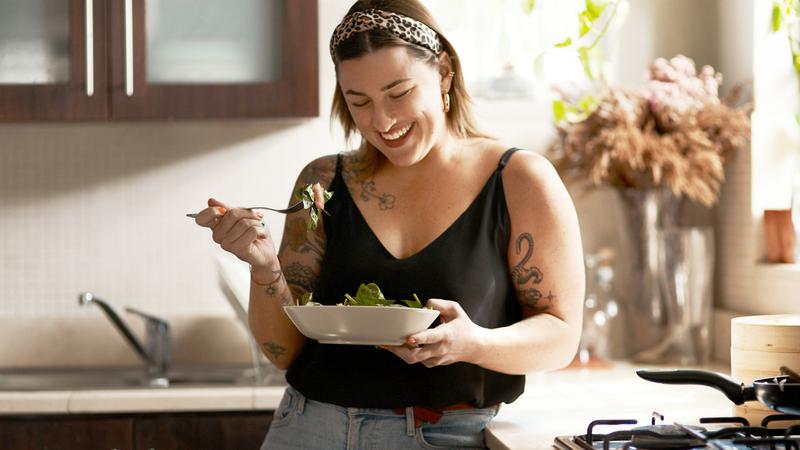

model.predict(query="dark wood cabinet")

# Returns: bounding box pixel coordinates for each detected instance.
[0,0,109,121]
[0,0,317,121]
[0,415,134,450]
[0,412,272,450]
[133,412,272,450]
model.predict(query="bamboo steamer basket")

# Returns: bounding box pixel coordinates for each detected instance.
[730,348,800,373]
[731,315,800,352]
[733,405,800,428]
[730,314,800,424]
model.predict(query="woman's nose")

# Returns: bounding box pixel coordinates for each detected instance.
[371,105,395,133]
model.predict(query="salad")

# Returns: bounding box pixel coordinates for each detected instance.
[297,182,333,230]
[296,282,425,309]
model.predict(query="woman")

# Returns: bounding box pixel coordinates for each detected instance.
[194,1,584,448]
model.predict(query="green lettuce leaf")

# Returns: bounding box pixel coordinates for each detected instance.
[295,184,334,230]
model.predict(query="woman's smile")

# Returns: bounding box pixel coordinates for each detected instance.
[380,122,415,148]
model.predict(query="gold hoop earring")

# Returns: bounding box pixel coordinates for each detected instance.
[443,92,451,113]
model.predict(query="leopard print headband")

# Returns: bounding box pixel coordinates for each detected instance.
[329,9,443,61]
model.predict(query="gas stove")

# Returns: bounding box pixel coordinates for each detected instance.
[554,412,800,449]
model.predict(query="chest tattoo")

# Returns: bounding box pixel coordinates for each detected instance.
[342,151,396,211]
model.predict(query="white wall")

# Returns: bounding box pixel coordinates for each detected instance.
[0,0,349,318]
[1,0,792,367]
[0,0,555,322]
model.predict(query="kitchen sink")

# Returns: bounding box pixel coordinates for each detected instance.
[0,364,286,391]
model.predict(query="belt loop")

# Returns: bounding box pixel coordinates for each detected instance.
[405,406,415,436]
[296,391,306,415]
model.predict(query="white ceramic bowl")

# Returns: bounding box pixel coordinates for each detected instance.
[283,305,440,345]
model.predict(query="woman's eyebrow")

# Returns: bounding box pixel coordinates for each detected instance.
[344,78,412,96]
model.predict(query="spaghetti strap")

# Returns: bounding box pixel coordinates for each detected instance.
[497,148,522,170]
[336,152,343,175]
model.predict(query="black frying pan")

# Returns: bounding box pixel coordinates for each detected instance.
[636,369,800,415]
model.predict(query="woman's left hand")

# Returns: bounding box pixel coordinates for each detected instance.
[381,299,488,368]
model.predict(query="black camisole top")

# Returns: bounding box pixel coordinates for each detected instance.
[285,148,525,409]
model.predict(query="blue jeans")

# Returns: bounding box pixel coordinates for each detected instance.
[261,386,497,449]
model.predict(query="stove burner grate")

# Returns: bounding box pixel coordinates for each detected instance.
[555,413,800,450]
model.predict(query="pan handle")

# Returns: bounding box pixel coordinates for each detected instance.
[636,369,754,405]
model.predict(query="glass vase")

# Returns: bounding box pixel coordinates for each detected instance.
[616,188,679,357]
[635,226,715,365]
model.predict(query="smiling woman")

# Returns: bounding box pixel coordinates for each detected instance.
[194,1,584,449]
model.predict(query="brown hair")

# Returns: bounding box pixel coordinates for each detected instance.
[330,0,490,143]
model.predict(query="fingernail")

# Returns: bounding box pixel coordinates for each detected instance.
[256,212,264,219]
[217,207,227,215]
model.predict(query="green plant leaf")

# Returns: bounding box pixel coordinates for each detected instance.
[554,37,573,48]
[578,47,596,79]
[773,2,784,31]
[554,94,599,125]
[401,293,424,309]
[553,100,567,124]
[343,293,358,306]
[294,183,333,231]
[795,112,800,126]
[298,291,313,306]
[524,0,536,14]
[578,10,594,37]
[577,94,598,111]
[333,283,423,308]
[586,0,608,20]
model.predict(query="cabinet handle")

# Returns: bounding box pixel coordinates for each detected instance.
[85,0,94,96]
[124,0,134,96]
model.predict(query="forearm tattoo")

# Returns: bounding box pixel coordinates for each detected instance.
[261,341,287,359]
[260,270,284,297]
[280,217,325,264]
[512,232,554,315]
[342,150,396,210]
[258,270,294,306]
[284,261,318,303]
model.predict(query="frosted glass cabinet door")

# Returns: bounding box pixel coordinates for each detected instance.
[109,0,318,119]
[0,0,70,84]
[0,0,108,120]
[145,0,283,84]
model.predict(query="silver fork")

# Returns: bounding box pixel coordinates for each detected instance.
[186,201,304,218]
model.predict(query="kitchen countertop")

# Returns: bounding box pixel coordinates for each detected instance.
[0,362,735,449]
[486,362,735,450]
[0,384,287,415]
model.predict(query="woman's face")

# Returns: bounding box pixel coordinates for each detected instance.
[337,46,450,167]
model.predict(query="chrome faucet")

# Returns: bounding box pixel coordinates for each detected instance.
[78,292,171,387]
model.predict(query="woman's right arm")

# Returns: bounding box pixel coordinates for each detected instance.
[247,155,337,369]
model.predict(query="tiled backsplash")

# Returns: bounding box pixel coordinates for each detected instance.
[0,314,255,368]
[0,121,332,317]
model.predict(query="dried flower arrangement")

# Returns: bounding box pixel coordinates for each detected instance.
[550,54,752,206]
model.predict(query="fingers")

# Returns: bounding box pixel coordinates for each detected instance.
[194,198,266,252]
[193,198,232,228]
[311,182,325,210]
[194,205,227,228]
[212,208,262,244]
[407,327,445,347]
[207,197,229,209]
[224,218,268,252]
[382,343,449,368]
[424,298,460,315]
